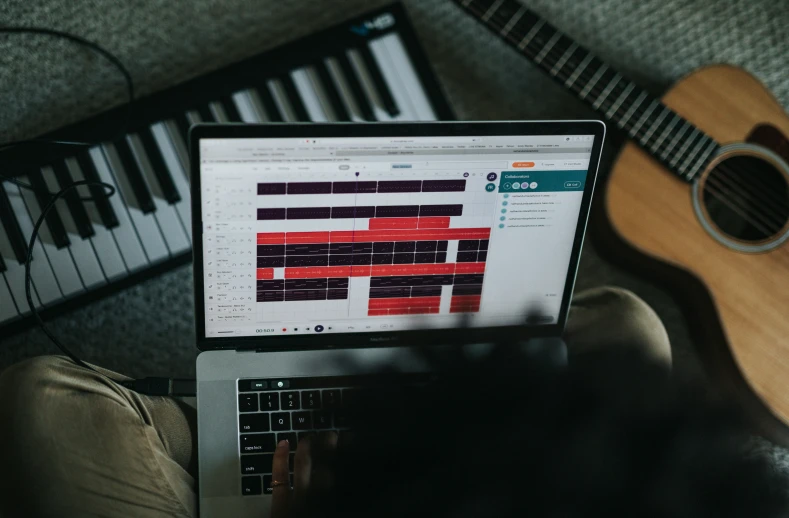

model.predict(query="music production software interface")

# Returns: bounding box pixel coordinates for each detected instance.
[199,135,594,338]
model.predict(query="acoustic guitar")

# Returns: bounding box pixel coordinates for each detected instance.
[453,0,789,443]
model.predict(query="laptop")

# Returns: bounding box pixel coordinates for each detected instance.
[191,121,605,517]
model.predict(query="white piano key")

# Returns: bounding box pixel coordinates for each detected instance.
[209,101,229,123]
[347,48,405,122]
[244,89,271,122]
[151,122,193,242]
[305,67,340,121]
[100,143,169,264]
[65,157,128,280]
[0,221,34,314]
[370,34,436,120]
[232,91,262,123]
[0,275,19,322]
[291,68,329,122]
[39,165,105,289]
[325,57,366,122]
[127,134,191,255]
[267,79,298,122]
[163,119,191,175]
[6,182,63,304]
[17,174,84,297]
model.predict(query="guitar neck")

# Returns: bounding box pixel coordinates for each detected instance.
[455,0,720,181]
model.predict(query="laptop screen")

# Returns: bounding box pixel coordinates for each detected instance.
[198,133,595,339]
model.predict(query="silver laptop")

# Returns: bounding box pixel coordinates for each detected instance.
[192,121,605,517]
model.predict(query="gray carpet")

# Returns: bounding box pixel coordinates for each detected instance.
[1,0,788,473]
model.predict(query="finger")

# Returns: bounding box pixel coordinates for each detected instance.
[270,439,292,518]
[293,435,313,494]
[310,431,338,494]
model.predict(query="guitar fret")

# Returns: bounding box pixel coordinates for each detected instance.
[652,114,682,156]
[628,99,659,136]
[517,19,546,50]
[606,82,635,121]
[660,121,691,161]
[534,31,562,64]
[639,108,670,146]
[687,139,719,180]
[670,127,699,168]
[551,42,578,76]
[678,134,709,176]
[565,53,594,88]
[592,74,622,110]
[482,0,506,22]
[500,5,528,37]
[617,90,647,128]
[579,64,608,99]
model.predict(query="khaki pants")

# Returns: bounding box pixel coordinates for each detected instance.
[0,287,670,518]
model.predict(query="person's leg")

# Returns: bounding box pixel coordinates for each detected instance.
[0,356,197,518]
[564,286,672,368]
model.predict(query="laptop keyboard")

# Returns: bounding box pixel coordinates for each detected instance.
[238,374,428,496]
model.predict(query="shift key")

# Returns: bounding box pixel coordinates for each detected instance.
[240,433,275,454]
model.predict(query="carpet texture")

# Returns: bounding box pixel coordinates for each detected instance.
[1,0,788,475]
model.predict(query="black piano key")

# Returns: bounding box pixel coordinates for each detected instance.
[0,183,30,264]
[75,151,118,229]
[279,75,310,122]
[197,105,215,123]
[51,162,95,239]
[175,113,193,141]
[26,169,70,249]
[337,53,375,121]
[220,96,242,122]
[113,139,156,214]
[357,45,399,116]
[315,61,350,121]
[138,128,181,204]
[0,248,5,272]
[254,86,284,122]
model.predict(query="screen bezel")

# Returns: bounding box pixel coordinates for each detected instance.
[191,121,605,352]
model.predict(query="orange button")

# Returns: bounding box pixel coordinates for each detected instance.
[512,162,535,168]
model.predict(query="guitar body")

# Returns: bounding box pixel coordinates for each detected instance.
[605,65,789,442]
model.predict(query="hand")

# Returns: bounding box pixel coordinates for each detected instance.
[270,433,338,518]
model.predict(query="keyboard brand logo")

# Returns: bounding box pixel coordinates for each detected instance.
[350,13,395,36]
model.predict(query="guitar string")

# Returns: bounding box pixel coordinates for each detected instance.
[703,175,787,232]
[478,3,789,234]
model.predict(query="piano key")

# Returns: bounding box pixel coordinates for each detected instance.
[136,128,181,205]
[291,69,329,122]
[347,48,405,122]
[325,57,366,122]
[209,101,229,123]
[18,173,85,296]
[0,182,29,263]
[197,105,215,123]
[163,119,191,175]
[112,138,156,214]
[232,90,264,123]
[371,34,436,120]
[100,143,169,263]
[51,161,95,239]
[175,113,193,143]
[26,168,71,249]
[0,246,5,272]
[219,96,242,122]
[65,157,127,280]
[6,182,63,304]
[127,134,191,254]
[39,166,105,289]
[150,122,192,241]
[253,84,284,122]
[314,61,351,121]
[279,75,311,121]
[336,52,375,121]
[267,80,298,122]
[0,213,34,313]
[0,275,19,322]
[357,44,399,116]
[76,150,119,229]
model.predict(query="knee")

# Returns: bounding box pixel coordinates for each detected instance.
[0,356,74,422]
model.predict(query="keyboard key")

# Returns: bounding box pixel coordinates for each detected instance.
[291,68,329,122]
[271,412,291,431]
[292,411,312,430]
[260,392,280,411]
[241,453,273,474]
[197,105,215,123]
[270,379,290,389]
[240,433,275,454]
[358,44,399,116]
[51,161,94,239]
[371,33,436,120]
[219,96,242,122]
[267,80,298,122]
[239,393,259,412]
[112,138,155,214]
[137,128,181,204]
[314,411,332,429]
[0,275,18,321]
[252,86,283,122]
[315,60,351,121]
[0,248,5,273]
[277,432,297,451]
[238,379,267,392]
[242,475,262,496]
[337,52,375,121]
[298,431,316,443]
[289,453,295,472]
[321,389,341,409]
[75,150,119,229]
[150,122,192,242]
[26,168,70,249]
[0,221,31,314]
[342,388,362,407]
[301,390,321,409]
[0,182,30,263]
[240,413,270,433]
[280,392,300,410]
[334,410,349,428]
[174,113,193,143]
[280,74,310,121]
[233,89,266,123]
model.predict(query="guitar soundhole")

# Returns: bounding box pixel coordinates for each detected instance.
[702,155,789,242]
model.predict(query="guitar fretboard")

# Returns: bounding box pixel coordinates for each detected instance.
[456,0,720,181]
